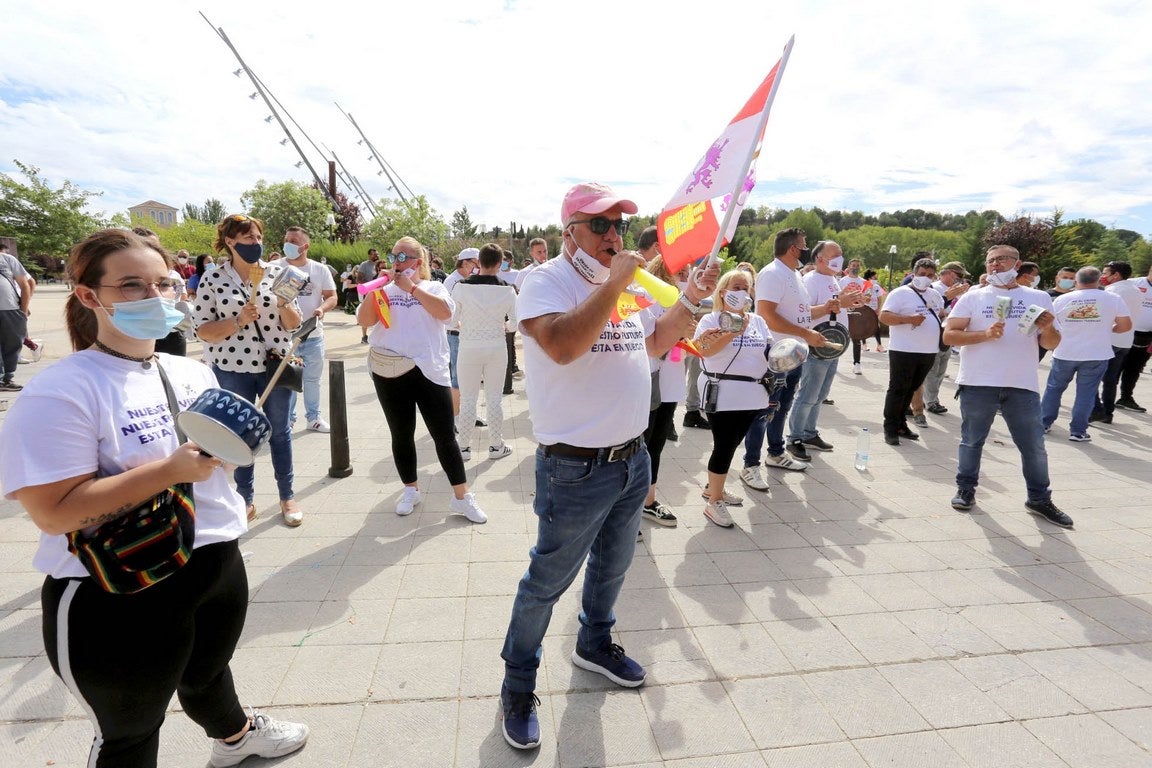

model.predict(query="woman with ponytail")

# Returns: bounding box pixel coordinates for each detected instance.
[0,229,308,767]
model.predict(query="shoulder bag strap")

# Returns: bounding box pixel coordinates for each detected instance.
[155,362,188,444]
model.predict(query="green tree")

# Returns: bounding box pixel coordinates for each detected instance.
[1128,238,1152,276]
[182,198,227,224]
[361,196,449,253]
[0,160,105,257]
[451,206,477,238]
[240,180,332,245]
[1093,229,1128,264]
[154,218,219,256]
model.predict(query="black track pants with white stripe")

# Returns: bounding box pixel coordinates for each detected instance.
[41,540,250,768]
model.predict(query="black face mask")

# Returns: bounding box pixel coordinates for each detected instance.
[796,247,811,265]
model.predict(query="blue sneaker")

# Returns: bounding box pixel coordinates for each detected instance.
[571,642,646,688]
[500,685,540,750]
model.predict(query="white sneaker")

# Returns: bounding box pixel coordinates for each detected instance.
[739,465,770,491]
[450,492,488,523]
[308,418,331,433]
[704,499,735,528]
[461,447,471,462]
[488,444,513,460]
[396,486,422,516]
[765,452,808,472]
[853,362,862,375]
[30,340,43,363]
[209,711,308,767]
[700,485,743,506]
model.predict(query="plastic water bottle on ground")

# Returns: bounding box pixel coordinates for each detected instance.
[854,428,870,471]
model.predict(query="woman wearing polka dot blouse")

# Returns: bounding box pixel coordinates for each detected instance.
[357,236,488,524]
[193,215,306,527]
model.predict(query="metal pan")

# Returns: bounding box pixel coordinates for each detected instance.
[847,305,879,341]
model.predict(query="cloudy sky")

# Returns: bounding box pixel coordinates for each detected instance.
[2,0,1150,238]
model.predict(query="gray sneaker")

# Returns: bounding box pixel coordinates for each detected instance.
[209,711,308,767]
[765,452,808,472]
[911,413,928,428]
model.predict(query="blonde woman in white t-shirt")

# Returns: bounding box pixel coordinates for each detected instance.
[693,270,772,528]
[357,236,487,523]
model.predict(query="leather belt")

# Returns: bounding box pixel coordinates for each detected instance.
[541,436,643,463]
[446,330,460,336]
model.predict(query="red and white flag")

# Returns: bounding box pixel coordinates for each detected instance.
[657,36,795,273]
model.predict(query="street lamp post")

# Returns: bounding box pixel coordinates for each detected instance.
[887,244,898,290]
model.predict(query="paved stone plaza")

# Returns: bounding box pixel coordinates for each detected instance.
[2,284,1151,767]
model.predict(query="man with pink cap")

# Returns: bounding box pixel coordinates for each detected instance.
[497,182,717,750]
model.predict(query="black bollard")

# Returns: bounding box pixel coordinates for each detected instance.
[327,360,353,478]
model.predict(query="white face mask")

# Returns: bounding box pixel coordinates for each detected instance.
[570,245,611,285]
[724,289,750,309]
[987,268,1018,288]
[399,267,417,280]
[911,275,933,291]
[827,256,844,272]
[676,280,689,291]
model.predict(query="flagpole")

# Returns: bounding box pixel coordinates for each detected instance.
[703,35,795,268]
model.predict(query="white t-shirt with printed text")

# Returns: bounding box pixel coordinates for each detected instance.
[693,312,772,412]
[0,352,247,579]
[755,259,811,345]
[950,285,1054,392]
[1051,289,1129,361]
[518,256,651,447]
[1125,276,1152,332]
[366,280,455,386]
[885,285,945,354]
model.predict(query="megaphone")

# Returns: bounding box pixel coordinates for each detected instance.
[356,273,391,296]
[632,268,679,308]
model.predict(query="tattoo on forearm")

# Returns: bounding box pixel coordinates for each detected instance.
[78,503,135,527]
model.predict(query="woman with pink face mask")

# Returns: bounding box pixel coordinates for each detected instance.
[357,236,488,524]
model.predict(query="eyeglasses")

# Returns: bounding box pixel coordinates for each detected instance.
[984,255,1017,266]
[569,217,630,236]
[392,252,419,263]
[100,278,180,301]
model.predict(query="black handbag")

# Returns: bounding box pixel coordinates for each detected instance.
[913,288,949,352]
[65,364,196,594]
[266,350,304,392]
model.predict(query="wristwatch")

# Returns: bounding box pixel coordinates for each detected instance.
[678,292,709,316]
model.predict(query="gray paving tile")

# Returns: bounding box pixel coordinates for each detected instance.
[1023,713,1151,768]
[804,668,930,738]
[641,680,756,760]
[725,676,844,749]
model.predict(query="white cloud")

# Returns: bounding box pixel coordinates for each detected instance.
[2,0,1150,240]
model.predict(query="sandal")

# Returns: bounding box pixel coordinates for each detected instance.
[246,504,257,522]
[280,499,303,527]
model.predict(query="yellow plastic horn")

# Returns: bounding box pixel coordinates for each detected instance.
[632,268,679,307]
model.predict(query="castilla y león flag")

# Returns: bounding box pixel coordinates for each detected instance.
[657,36,795,273]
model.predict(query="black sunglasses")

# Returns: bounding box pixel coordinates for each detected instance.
[569,217,630,236]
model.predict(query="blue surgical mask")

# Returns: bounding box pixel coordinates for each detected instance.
[500,262,511,272]
[102,297,185,340]
[1058,278,1075,290]
[282,242,300,259]
[234,242,263,264]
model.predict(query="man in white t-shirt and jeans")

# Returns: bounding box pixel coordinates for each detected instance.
[943,244,1072,528]
[1041,266,1130,440]
[741,228,833,484]
[498,182,716,751]
[785,240,863,460]
[279,226,338,433]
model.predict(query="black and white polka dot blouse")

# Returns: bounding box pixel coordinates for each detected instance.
[193,261,298,373]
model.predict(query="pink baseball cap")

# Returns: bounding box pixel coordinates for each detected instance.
[561,182,638,225]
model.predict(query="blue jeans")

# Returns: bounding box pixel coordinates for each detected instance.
[501,444,650,693]
[447,332,460,388]
[743,365,802,464]
[957,386,1050,503]
[288,335,325,423]
[1042,357,1108,435]
[787,356,839,442]
[212,367,295,503]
